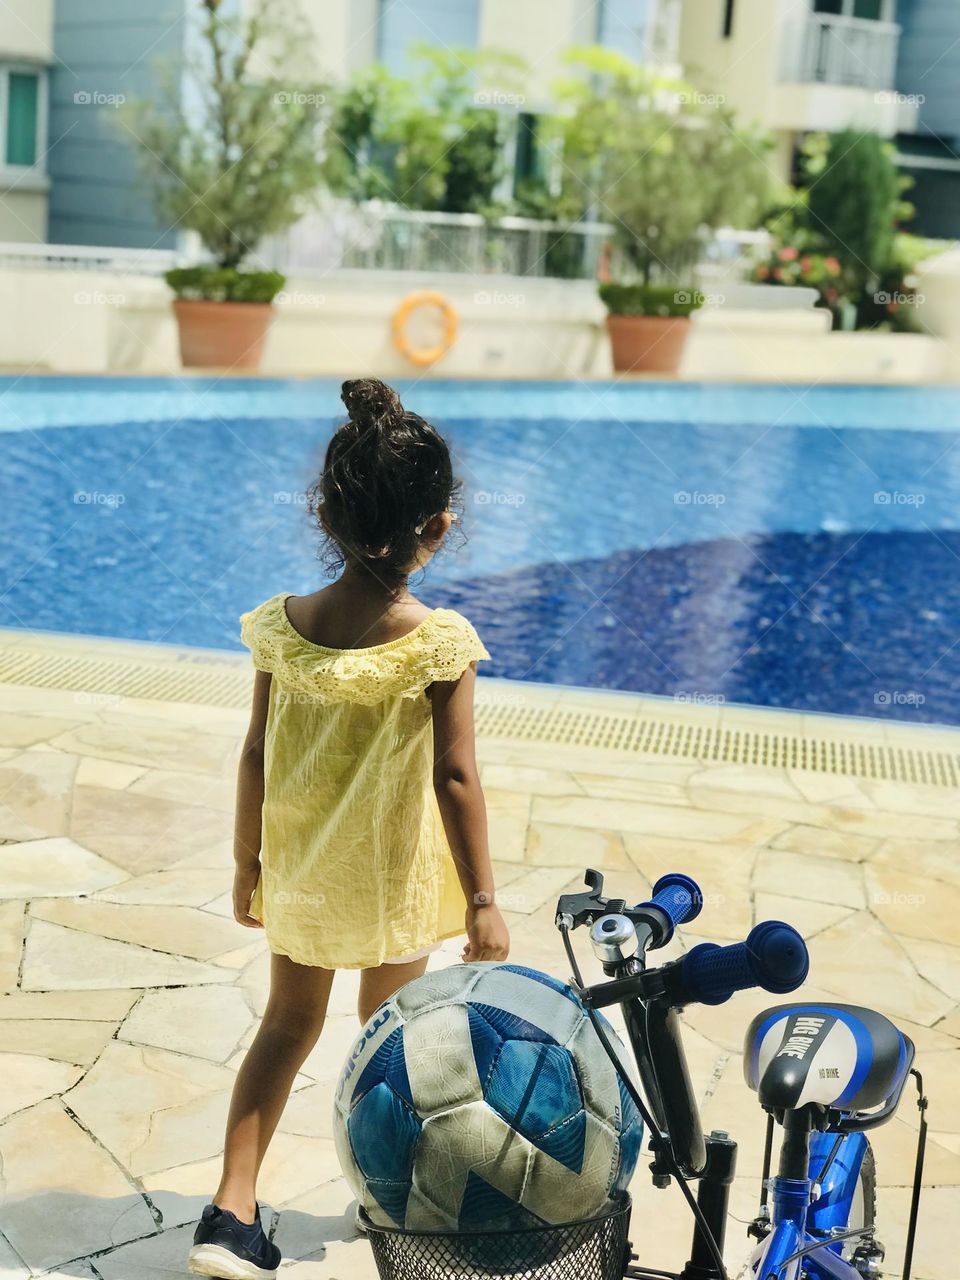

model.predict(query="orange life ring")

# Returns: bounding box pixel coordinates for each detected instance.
[392,291,458,366]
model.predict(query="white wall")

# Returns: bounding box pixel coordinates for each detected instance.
[0,0,53,60]
[0,265,948,384]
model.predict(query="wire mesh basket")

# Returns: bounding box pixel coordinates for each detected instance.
[361,1194,633,1280]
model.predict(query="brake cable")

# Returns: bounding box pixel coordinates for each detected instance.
[561,923,730,1280]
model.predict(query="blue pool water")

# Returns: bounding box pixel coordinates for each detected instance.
[3,376,960,724]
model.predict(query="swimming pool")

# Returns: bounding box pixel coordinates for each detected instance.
[3,376,960,724]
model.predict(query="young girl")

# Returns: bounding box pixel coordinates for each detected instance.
[187,379,509,1279]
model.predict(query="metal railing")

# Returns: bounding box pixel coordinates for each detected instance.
[0,241,178,274]
[259,202,616,281]
[779,13,900,91]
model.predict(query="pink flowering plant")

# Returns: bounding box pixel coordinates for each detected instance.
[753,243,848,323]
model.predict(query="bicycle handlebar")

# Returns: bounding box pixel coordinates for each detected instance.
[678,921,809,1006]
[644,873,703,931]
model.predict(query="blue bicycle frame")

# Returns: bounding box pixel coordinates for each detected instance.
[752,1131,869,1280]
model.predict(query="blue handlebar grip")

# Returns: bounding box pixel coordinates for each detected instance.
[681,921,809,1006]
[649,873,703,929]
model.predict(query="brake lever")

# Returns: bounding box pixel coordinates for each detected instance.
[555,868,627,929]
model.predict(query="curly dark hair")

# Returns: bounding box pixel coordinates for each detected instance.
[308,378,461,585]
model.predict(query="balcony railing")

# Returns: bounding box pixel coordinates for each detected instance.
[259,202,616,281]
[779,13,900,91]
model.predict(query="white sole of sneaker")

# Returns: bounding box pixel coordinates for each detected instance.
[187,1243,278,1279]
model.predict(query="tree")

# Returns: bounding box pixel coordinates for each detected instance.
[551,48,775,282]
[804,130,912,294]
[124,0,328,269]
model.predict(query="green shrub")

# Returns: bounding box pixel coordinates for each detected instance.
[599,283,703,318]
[164,267,286,304]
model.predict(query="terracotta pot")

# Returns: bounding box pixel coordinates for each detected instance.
[606,313,691,375]
[172,298,273,370]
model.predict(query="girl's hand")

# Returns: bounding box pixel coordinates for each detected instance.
[462,903,509,962]
[233,860,263,928]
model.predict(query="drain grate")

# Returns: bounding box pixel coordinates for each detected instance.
[474,704,960,787]
[2,641,958,787]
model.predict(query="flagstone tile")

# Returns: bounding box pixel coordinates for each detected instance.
[485,812,529,863]
[0,750,78,840]
[623,836,754,939]
[74,757,147,790]
[21,919,236,991]
[859,778,960,818]
[49,720,238,775]
[753,892,855,938]
[0,713,84,750]
[525,822,631,871]
[143,1132,340,1224]
[807,913,953,1026]
[0,1052,84,1121]
[0,836,127,899]
[901,936,960,1003]
[569,773,692,805]
[119,986,254,1062]
[785,769,873,807]
[277,1080,338,1140]
[69,786,229,874]
[0,1098,154,1271]
[866,866,960,942]
[86,1224,192,1280]
[29,898,246,961]
[770,823,880,861]
[481,764,583,796]
[128,769,236,812]
[535,795,787,845]
[0,1019,117,1066]
[0,988,136,1021]
[65,1040,236,1176]
[0,899,25,993]
[869,837,960,888]
[91,866,228,907]
[752,848,866,909]
[168,839,234,870]
[0,1233,30,1280]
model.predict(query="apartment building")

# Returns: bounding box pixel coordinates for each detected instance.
[0,0,53,242]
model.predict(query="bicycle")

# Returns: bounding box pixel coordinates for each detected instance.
[556,868,929,1280]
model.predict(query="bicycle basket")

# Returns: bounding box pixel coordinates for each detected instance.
[362,1193,632,1280]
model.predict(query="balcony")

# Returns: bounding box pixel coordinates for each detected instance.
[780,12,900,90]
[774,12,911,136]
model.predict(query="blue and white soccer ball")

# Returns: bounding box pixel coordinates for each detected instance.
[333,962,644,1233]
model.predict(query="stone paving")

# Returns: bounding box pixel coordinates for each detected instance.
[0,656,958,1279]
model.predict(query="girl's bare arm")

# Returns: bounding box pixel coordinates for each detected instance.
[233,670,271,926]
[431,664,509,960]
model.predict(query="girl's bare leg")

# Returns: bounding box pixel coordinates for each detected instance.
[358,956,430,1024]
[214,952,335,1222]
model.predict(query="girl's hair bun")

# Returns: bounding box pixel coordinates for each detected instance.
[341,378,403,428]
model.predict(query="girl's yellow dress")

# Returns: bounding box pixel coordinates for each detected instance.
[239,592,490,969]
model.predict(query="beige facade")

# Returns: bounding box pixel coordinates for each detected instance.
[0,0,53,242]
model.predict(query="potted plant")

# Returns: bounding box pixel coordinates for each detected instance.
[599,284,704,374]
[124,0,327,370]
[549,49,775,375]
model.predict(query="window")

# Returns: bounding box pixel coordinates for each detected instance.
[1,67,45,170]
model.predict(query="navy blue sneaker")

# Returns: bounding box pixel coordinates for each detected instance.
[187,1202,281,1279]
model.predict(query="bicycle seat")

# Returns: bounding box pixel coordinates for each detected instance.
[743,1003,912,1119]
